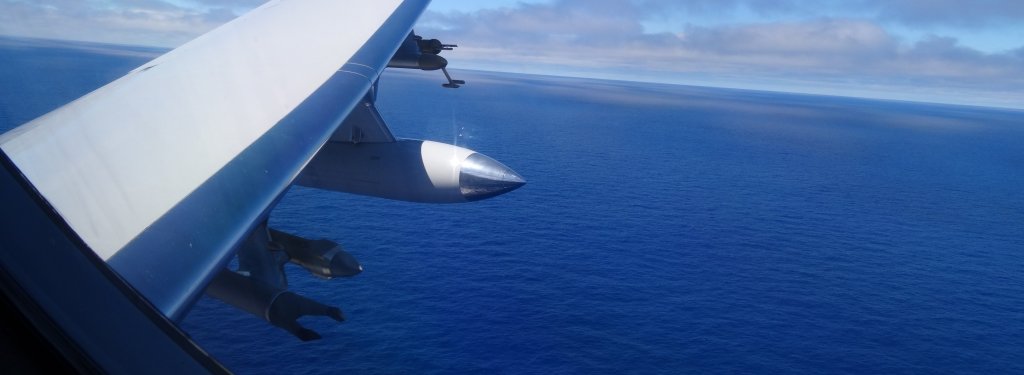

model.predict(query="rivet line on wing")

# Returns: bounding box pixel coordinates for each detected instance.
[337,70,371,85]
[346,62,374,70]
[338,62,378,85]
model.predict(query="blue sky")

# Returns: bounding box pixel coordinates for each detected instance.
[1,0,1022,108]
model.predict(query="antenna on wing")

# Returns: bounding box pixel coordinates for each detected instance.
[387,31,466,88]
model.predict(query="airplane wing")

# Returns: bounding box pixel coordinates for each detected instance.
[0,0,522,371]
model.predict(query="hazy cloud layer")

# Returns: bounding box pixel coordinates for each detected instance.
[626,0,1024,27]
[0,0,1022,107]
[420,0,1024,107]
[842,0,1024,27]
[0,0,256,47]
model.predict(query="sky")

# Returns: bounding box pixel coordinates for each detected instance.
[1,0,1022,109]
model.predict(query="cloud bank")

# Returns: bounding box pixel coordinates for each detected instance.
[1,0,1021,107]
[0,0,263,47]
[419,0,1024,108]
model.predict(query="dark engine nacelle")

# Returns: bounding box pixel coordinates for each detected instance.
[386,31,465,87]
[270,228,362,279]
[204,225,361,341]
[205,270,344,341]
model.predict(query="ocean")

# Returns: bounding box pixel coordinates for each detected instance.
[2,37,1022,374]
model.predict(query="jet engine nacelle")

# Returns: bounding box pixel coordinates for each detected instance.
[296,139,524,203]
[269,228,362,279]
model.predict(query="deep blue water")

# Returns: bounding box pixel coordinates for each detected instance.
[2,38,1023,374]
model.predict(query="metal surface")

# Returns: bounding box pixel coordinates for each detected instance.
[459,153,527,201]
[0,152,228,373]
[0,0,410,259]
[269,228,363,279]
[102,0,430,320]
[205,269,344,341]
[331,90,396,143]
[297,139,525,203]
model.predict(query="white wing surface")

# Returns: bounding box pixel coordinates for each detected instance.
[0,0,427,319]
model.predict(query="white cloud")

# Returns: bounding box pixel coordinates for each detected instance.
[1,0,1022,107]
[418,0,1024,107]
[0,0,263,47]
